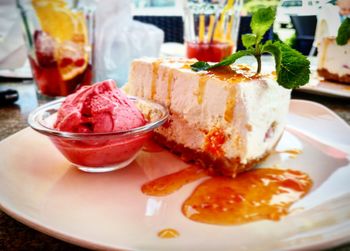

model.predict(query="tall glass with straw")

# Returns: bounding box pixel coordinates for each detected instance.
[184,0,243,62]
[17,0,96,98]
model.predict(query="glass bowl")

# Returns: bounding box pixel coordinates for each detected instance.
[28,96,169,173]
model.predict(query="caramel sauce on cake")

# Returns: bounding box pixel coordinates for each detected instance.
[197,75,210,104]
[151,60,162,99]
[141,166,312,225]
[204,128,226,157]
[167,70,174,105]
[208,65,256,83]
[194,65,254,122]
[224,87,236,123]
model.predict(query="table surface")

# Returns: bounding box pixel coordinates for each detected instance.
[0,80,349,251]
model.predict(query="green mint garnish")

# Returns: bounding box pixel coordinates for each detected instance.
[262,41,310,89]
[191,50,252,71]
[191,7,310,89]
[336,17,350,46]
[250,7,275,44]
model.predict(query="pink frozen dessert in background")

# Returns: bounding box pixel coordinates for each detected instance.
[54,79,146,133]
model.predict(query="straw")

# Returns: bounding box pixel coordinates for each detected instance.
[213,13,224,42]
[213,0,234,43]
[206,14,215,42]
[226,14,234,41]
[199,14,205,43]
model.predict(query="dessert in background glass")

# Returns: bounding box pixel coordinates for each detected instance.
[183,0,243,62]
[17,0,96,97]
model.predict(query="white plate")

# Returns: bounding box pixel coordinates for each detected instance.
[0,100,350,251]
[298,78,350,98]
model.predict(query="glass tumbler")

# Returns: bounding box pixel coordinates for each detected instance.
[184,0,243,62]
[17,0,96,97]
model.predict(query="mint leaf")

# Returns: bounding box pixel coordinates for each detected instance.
[191,61,211,71]
[242,34,257,49]
[250,7,275,43]
[191,50,253,72]
[263,41,310,89]
[336,17,350,45]
[262,40,281,72]
[210,50,254,68]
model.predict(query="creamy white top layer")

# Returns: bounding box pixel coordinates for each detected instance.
[318,37,350,77]
[126,58,291,163]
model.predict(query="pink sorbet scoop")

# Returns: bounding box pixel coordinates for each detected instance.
[54,79,146,133]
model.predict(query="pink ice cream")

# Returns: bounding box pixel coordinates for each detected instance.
[54,79,146,133]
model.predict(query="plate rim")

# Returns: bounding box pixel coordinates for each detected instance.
[0,99,350,251]
[297,80,350,99]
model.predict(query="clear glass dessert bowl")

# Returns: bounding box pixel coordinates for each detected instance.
[28,96,169,173]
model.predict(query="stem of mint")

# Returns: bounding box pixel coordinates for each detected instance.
[256,55,261,74]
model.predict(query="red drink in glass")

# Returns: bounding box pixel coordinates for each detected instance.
[17,0,95,97]
[186,41,233,62]
[29,30,92,97]
[29,57,92,97]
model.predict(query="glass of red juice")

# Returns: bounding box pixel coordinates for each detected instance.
[186,41,233,62]
[184,0,242,62]
[17,0,96,97]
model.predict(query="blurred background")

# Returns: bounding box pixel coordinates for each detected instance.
[131,0,329,55]
[0,0,347,86]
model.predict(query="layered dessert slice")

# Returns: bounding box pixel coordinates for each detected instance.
[317,37,350,84]
[315,8,350,84]
[125,58,291,177]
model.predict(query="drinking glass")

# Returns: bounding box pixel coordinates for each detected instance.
[183,0,243,62]
[17,0,96,97]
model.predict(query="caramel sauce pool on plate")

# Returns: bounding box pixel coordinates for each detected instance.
[142,165,207,196]
[142,166,312,225]
[157,228,180,239]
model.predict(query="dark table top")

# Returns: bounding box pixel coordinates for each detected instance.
[0,80,350,251]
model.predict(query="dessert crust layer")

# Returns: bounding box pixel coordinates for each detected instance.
[317,68,350,84]
[153,133,272,177]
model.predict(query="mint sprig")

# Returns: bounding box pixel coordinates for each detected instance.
[336,17,350,46]
[191,7,310,89]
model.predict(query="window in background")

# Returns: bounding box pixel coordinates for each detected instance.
[132,0,181,15]
[133,0,176,8]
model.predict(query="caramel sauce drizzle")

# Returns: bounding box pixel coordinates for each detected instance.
[206,66,251,123]
[141,166,312,226]
[151,60,162,100]
[275,149,302,155]
[224,87,236,123]
[181,64,192,70]
[208,66,253,84]
[141,165,207,196]
[167,70,174,106]
[182,168,312,225]
[273,149,302,159]
[157,228,180,239]
[197,75,209,104]
[320,38,330,68]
